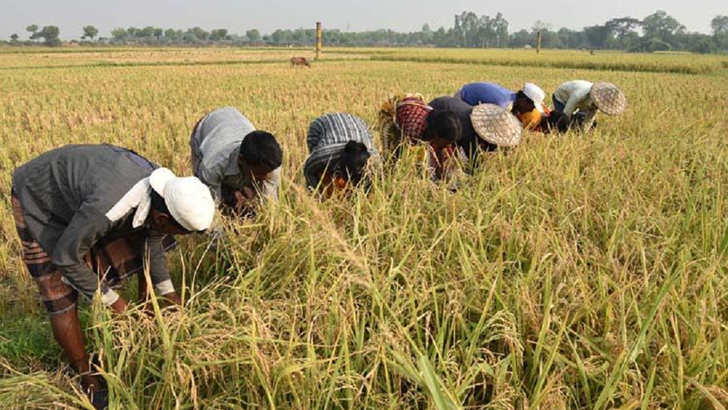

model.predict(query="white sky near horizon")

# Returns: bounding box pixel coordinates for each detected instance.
[0,0,725,40]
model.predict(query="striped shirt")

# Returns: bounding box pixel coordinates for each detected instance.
[303,113,377,189]
[191,107,281,202]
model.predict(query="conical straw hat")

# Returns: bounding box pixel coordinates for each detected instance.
[591,82,627,116]
[470,104,523,147]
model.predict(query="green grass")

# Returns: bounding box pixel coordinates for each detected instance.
[0,49,727,409]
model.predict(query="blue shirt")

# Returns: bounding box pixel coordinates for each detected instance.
[458,82,516,109]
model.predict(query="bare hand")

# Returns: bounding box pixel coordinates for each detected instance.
[233,188,256,214]
[109,297,129,314]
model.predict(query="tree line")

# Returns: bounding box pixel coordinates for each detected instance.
[5,11,728,53]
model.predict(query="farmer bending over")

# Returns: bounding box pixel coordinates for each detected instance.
[11,144,215,409]
[551,81,627,132]
[428,96,489,164]
[455,82,548,130]
[377,94,462,160]
[190,106,283,216]
[304,113,378,196]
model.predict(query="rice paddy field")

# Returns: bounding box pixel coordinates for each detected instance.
[1,46,727,409]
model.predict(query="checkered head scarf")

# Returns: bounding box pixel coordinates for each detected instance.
[395,97,432,141]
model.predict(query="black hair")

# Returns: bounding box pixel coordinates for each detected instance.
[239,131,283,171]
[422,110,461,143]
[337,141,371,186]
[541,111,597,134]
[540,111,568,134]
[514,90,537,114]
[150,189,191,232]
[477,139,499,152]
[571,111,598,131]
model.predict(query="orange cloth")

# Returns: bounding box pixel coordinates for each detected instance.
[519,109,542,131]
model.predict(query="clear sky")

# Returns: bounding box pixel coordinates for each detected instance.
[0,0,724,40]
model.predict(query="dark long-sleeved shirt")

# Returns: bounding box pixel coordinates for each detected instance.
[12,144,173,304]
[428,97,496,161]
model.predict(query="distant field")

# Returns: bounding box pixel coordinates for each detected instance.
[1,46,726,74]
[356,48,728,74]
[0,47,368,69]
[1,48,727,409]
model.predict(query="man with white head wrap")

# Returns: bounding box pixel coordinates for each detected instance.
[11,144,214,409]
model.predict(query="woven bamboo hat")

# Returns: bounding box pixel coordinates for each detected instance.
[470,104,523,147]
[591,82,627,116]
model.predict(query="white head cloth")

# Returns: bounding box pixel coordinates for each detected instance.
[105,168,214,231]
[149,168,215,231]
[522,83,546,113]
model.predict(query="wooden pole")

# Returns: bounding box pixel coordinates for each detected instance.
[536,31,542,54]
[315,22,322,61]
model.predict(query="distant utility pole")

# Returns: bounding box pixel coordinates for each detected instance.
[536,31,542,54]
[315,22,323,61]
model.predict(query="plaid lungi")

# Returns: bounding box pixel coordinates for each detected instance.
[12,194,176,315]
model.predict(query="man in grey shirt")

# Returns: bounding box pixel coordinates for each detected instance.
[11,144,215,409]
[190,107,283,216]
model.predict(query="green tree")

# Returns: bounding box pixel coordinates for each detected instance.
[246,29,261,42]
[210,29,229,41]
[138,26,156,38]
[584,24,613,49]
[271,29,293,44]
[82,25,99,40]
[557,27,586,49]
[689,36,717,53]
[712,15,728,50]
[642,11,685,42]
[711,15,728,35]
[190,27,210,41]
[510,29,532,48]
[26,24,38,40]
[491,13,509,47]
[111,28,127,41]
[36,25,61,46]
[605,17,640,48]
[647,37,671,51]
[420,24,433,44]
[10,33,19,42]
[532,21,552,32]
[164,28,180,41]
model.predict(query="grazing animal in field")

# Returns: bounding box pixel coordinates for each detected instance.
[290,57,311,68]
